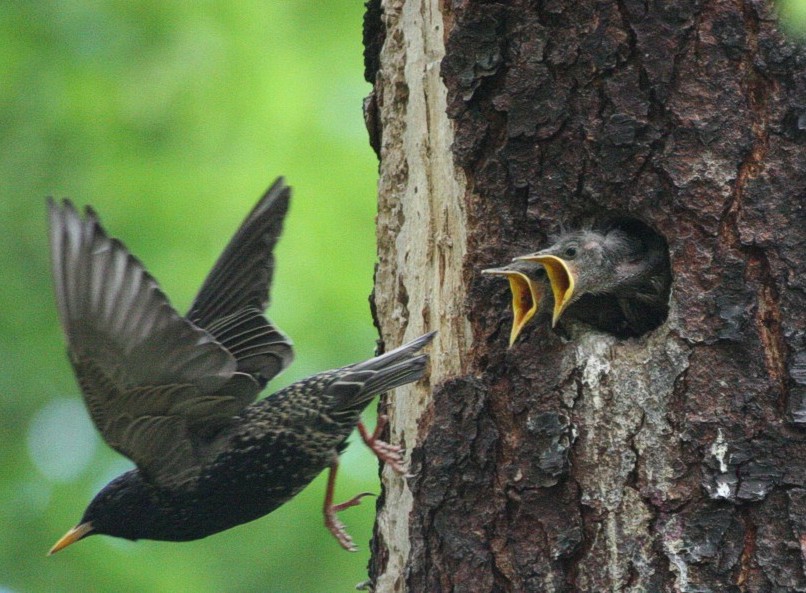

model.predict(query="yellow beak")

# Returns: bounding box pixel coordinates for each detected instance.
[483,268,543,346]
[48,521,94,555]
[514,254,575,327]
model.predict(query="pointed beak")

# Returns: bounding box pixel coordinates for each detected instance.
[482,267,543,346]
[514,254,575,327]
[48,521,94,555]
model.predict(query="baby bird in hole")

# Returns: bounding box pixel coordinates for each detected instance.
[486,219,671,343]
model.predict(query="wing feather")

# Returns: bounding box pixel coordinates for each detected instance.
[48,199,245,488]
[187,178,294,386]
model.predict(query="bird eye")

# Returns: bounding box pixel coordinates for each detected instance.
[564,246,577,258]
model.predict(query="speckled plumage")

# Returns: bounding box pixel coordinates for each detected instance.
[66,336,433,545]
[47,179,434,553]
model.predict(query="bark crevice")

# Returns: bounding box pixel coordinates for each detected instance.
[368,1,806,591]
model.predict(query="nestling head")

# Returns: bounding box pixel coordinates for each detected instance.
[515,229,638,324]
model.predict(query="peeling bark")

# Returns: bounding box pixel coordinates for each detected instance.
[367,1,806,591]
[367,1,472,591]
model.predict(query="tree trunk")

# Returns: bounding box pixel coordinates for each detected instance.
[364,1,806,592]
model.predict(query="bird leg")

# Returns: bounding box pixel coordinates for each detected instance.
[323,417,406,551]
[324,457,373,552]
[324,417,405,551]
[357,415,405,474]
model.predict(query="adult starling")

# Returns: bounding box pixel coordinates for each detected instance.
[482,261,551,346]
[47,179,435,554]
[515,221,671,336]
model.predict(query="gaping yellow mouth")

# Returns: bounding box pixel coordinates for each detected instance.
[515,254,575,327]
[483,268,543,346]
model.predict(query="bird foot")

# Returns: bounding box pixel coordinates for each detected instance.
[325,510,357,552]
[358,416,405,474]
[325,492,374,552]
[331,491,374,512]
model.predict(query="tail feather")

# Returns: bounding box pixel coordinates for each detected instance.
[327,332,435,421]
[352,331,436,372]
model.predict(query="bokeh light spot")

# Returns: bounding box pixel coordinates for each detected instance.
[27,398,98,482]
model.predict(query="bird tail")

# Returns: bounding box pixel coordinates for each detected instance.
[327,332,436,421]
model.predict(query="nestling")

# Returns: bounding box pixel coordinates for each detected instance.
[482,260,551,346]
[515,220,671,336]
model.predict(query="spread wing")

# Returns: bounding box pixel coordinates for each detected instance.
[187,178,294,388]
[48,199,255,488]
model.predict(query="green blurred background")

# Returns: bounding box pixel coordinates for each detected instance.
[781,0,806,36]
[1,2,380,592]
[5,2,806,593]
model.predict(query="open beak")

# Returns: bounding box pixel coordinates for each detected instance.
[48,521,94,555]
[482,267,543,346]
[514,254,575,327]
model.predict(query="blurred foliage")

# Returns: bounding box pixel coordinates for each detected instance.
[779,0,806,37]
[1,2,382,592]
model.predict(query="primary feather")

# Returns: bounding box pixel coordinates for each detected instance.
[47,181,434,552]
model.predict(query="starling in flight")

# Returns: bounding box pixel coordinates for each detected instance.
[47,179,434,554]
[515,221,670,336]
[482,261,551,346]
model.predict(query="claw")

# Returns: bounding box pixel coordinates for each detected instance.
[323,459,373,551]
[322,416,408,551]
[358,415,405,474]
[332,491,374,513]
[325,491,375,552]
[324,510,358,552]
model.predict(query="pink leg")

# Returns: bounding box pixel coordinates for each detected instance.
[357,415,405,474]
[323,457,373,552]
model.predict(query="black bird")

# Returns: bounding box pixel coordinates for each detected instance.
[482,261,551,346]
[515,221,670,336]
[47,179,434,554]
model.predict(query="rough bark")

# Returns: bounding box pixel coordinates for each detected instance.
[365,1,806,592]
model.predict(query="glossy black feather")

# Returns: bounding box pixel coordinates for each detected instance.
[47,185,434,548]
[69,332,434,543]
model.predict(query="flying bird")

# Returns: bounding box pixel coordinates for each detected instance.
[482,260,551,346]
[47,179,434,554]
[515,221,670,336]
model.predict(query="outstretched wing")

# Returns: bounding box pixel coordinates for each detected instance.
[48,200,253,488]
[187,178,294,387]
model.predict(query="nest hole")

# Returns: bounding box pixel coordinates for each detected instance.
[563,213,672,339]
